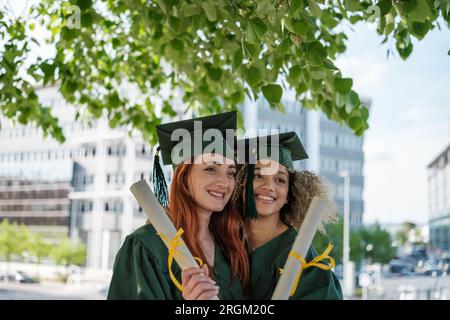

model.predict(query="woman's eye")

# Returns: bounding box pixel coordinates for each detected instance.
[277,178,286,184]
[205,167,216,173]
[228,171,236,178]
[254,174,262,179]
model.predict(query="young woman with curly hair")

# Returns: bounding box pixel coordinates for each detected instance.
[233,131,342,300]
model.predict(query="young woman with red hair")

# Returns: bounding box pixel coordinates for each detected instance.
[107,112,249,300]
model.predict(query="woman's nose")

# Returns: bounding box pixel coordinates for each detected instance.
[261,178,276,191]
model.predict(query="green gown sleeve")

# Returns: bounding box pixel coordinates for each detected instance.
[291,246,343,300]
[107,235,177,300]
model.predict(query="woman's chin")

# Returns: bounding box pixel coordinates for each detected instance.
[255,206,280,217]
[198,203,226,213]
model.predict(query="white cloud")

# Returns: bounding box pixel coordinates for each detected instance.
[335,53,388,95]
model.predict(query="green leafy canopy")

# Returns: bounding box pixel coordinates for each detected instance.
[1,0,449,143]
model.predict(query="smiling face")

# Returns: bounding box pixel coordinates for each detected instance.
[252,160,290,217]
[187,153,237,214]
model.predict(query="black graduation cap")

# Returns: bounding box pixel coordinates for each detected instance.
[235,131,308,219]
[152,111,237,206]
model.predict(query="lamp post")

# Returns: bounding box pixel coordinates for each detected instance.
[339,170,351,298]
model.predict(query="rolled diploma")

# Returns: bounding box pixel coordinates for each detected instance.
[130,179,198,270]
[271,196,328,300]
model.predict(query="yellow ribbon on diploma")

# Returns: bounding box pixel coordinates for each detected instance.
[157,228,203,292]
[280,243,336,297]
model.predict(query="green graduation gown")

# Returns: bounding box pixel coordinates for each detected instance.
[249,226,343,300]
[107,223,245,300]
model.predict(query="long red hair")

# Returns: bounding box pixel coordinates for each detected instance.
[168,163,249,289]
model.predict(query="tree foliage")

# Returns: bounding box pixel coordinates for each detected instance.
[0,219,31,262]
[1,0,449,143]
[314,218,396,265]
[0,219,86,267]
[50,237,87,267]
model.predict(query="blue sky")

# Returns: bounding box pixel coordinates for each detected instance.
[335,22,450,225]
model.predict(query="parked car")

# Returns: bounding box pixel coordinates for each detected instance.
[387,260,416,277]
[0,271,38,283]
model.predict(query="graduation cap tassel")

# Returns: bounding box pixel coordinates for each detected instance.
[152,146,169,207]
[245,164,258,219]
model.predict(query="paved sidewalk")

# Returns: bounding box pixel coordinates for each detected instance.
[0,281,108,300]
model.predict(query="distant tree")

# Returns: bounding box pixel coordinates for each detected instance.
[395,221,417,245]
[360,223,396,264]
[50,237,86,267]
[0,219,31,262]
[313,217,364,265]
[29,233,52,265]
[313,219,396,265]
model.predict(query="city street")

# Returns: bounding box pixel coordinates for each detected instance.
[367,275,450,299]
[1,275,450,300]
[0,281,107,300]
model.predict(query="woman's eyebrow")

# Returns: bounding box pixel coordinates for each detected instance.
[204,161,221,165]
[277,170,289,177]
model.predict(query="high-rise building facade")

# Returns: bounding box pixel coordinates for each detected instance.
[428,143,450,253]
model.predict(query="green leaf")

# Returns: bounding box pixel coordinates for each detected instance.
[77,0,92,11]
[41,62,55,85]
[257,1,276,16]
[310,70,326,80]
[202,3,217,22]
[277,38,292,54]
[349,116,364,131]
[245,18,267,44]
[334,78,353,95]
[377,0,393,16]
[183,4,201,17]
[301,68,310,84]
[262,84,283,103]
[290,0,302,13]
[61,27,79,41]
[230,90,244,104]
[81,12,94,28]
[402,0,418,13]
[232,49,243,70]
[246,66,263,86]
[206,65,223,81]
[384,22,395,36]
[361,106,370,122]
[323,59,338,70]
[410,21,430,39]
[348,90,361,109]
[288,65,301,81]
[407,0,431,23]
[291,19,309,37]
[307,0,322,17]
[271,102,285,113]
[344,0,361,11]
[170,38,184,51]
[64,80,78,94]
[242,41,259,59]
[107,92,121,108]
[304,41,328,66]
[396,40,413,60]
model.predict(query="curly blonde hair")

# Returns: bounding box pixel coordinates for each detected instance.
[232,164,338,234]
